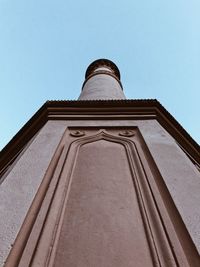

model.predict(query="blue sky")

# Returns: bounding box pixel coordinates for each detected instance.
[0,0,199,149]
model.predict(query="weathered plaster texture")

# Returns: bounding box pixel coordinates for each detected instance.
[1,119,200,265]
[66,119,200,253]
[54,140,153,266]
[0,121,67,266]
[138,120,200,254]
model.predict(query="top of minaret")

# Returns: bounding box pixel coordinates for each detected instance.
[85,58,121,81]
[78,59,126,100]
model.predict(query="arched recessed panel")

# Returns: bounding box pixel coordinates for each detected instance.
[11,129,193,267]
[54,139,154,267]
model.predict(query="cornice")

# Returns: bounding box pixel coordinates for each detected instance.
[0,99,199,174]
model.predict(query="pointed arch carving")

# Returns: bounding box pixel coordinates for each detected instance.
[6,128,192,267]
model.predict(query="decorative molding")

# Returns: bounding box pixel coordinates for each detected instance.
[82,70,123,90]
[4,130,67,267]
[70,130,85,137]
[119,130,135,137]
[8,128,197,266]
[1,100,199,175]
[85,58,121,80]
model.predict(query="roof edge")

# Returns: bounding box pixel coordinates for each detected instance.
[0,99,199,174]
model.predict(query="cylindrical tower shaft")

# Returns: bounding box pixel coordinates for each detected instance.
[78,59,126,100]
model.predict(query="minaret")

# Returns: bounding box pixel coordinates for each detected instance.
[79,58,126,100]
[1,59,200,267]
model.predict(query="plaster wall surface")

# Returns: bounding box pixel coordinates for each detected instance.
[0,121,67,266]
[140,120,200,253]
[65,119,200,254]
[53,139,153,266]
[1,119,200,265]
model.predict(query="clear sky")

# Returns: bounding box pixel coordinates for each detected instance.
[0,0,199,150]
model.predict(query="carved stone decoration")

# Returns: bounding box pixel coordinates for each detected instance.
[119,130,135,137]
[2,57,200,267]
[70,130,85,137]
[7,129,193,267]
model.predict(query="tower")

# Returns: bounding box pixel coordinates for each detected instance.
[0,59,200,266]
